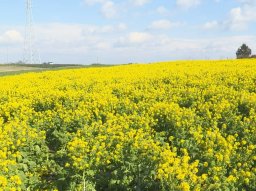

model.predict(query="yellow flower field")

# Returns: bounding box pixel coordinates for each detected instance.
[0,60,256,190]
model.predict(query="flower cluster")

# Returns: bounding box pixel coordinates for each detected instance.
[0,59,256,190]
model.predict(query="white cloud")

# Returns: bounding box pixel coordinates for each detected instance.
[101,1,117,18]
[84,0,105,5]
[34,23,125,43]
[156,6,169,15]
[227,4,256,30]
[149,19,182,30]
[117,23,127,31]
[128,32,153,43]
[1,22,256,64]
[176,0,201,9]
[116,32,153,47]
[114,32,256,62]
[237,0,256,5]
[0,30,23,44]
[203,20,219,30]
[0,22,129,63]
[202,0,256,31]
[84,0,117,18]
[150,20,172,30]
[130,0,151,6]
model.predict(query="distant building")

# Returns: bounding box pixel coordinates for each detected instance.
[43,62,53,65]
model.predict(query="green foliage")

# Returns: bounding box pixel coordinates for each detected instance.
[236,44,252,59]
[1,60,256,190]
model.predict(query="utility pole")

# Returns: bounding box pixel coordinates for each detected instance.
[24,0,40,64]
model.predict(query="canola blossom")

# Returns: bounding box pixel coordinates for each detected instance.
[0,60,256,190]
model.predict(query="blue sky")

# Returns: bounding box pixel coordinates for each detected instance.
[0,0,256,64]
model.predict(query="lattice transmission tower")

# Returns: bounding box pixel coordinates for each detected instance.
[24,0,41,64]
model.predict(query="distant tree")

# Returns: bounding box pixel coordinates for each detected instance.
[236,44,252,59]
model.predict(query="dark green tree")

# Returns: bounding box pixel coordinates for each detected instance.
[236,44,251,59]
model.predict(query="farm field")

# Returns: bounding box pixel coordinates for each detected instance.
[0,60,256,190]
[0,65,42,74]
[0,64,109,77]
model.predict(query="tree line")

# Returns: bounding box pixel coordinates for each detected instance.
[236,44,256,59]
